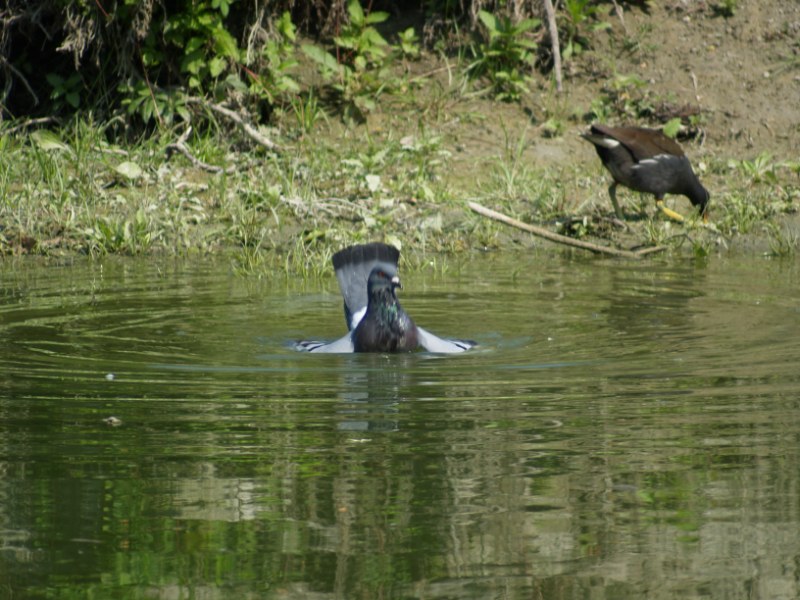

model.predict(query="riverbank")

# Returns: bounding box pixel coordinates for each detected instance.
[2,1,798,270]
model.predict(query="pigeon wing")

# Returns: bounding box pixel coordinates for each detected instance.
[416,326,476,353]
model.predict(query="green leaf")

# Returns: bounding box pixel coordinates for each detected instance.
[225,73,249,92]
[347,0,365,24]
[478,10,498,34]
[114,161,143,180]
[519,18,541,32]
[277,12,296,41]
[212,0,230,17]
[364,29,388,47]
[213,27,239,59]
[185,37,204,54]
[301,44,341,74]
[208,56,226,77]
[46,73,64,88]
[662,118,682,139]
[365,174,381,192]
[333,36,356,50]
[364,11,389,25]
[31,130,71,153]
[181,49,205,75]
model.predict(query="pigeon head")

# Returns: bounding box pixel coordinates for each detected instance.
[367,266,401,301]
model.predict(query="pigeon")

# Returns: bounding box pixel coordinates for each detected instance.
[581,123,709,222]
[296,242,475,353]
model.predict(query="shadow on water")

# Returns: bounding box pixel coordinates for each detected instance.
[1,255,799,599]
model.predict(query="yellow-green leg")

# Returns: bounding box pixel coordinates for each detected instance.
[656,199,686,223]
[609,183,624,220]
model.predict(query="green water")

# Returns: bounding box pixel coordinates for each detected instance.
[1,254,799,599]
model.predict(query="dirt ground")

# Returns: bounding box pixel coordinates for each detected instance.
[443,0,800,168]
[377,0,800,253]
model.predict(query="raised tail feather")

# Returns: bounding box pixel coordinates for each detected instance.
[333,243,400,330]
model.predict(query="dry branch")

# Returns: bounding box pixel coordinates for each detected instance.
[166,140,235,174]
[3,117,55,134]
[542,0,562,93]
[205,101,281,151]
[468,201,665,259]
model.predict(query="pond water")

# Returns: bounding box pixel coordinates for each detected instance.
[1,252,799,599]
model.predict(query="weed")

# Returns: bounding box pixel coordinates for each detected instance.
[290,91,327,136]
[764,222,798,257]
[711,0,738,18]
[86,208,153,255]
[661,118,682,139]
[249,11,300,104]
[560,0,611,61]
[589,73,650,122]
[619,23,658,57]
[729,152,779,185]
[302,0,395,122]
[120,82,190,127]
[542,118,566,138]
[46,72,83,111]
[396,28,421,61]
[642,220,669,246]
[468,10,540,102]
[717,192,770,234]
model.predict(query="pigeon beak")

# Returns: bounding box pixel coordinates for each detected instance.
[391,275,402,290]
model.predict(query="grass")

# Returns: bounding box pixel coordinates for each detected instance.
[2,52,798,274]
[3,108,798,274]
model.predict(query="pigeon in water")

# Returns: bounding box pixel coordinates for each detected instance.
[296,242,475,353]
[581,123,709,222]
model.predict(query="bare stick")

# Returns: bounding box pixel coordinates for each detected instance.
[166,141,235,174]
[468,201,665,258]
[610,0,628,35]
[542,0,563,92]
[0,56,39,106]
[4,117,55,135]
[166,126,235,174]
[204,102,281,151]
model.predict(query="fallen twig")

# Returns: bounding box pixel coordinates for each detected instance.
[610,0,629,35]
[166,140,235,174]
[468,201,665,259]
[4,117,56,135]
[166,126,236,174]
[203,101,281,151]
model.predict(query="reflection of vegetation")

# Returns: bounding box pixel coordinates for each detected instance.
[5,255,799,596]
[765,222,798,257]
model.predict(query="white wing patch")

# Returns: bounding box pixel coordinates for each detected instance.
[597,137,621,149]
[633,154,671,168]
[349,306,367,331]
[296,333,355,353]
[416,327,475,353]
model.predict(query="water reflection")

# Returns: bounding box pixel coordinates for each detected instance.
[0,255,799,599]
